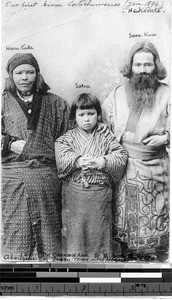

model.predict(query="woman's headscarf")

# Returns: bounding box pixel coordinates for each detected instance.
[6,53,40,74]
[5,53,50,94]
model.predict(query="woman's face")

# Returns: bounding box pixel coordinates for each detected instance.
[13,64,36,94]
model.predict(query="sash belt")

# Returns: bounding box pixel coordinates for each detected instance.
[122,141,167,161]
[2,159,56,169]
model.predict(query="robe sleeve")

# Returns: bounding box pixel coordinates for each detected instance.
[1,94,18,156]
[165,100,170,147]
[102,131,128,183]
[54,96,74,140]
[1,133,18,157]
[102,91,115,133]
[55,131,81,179]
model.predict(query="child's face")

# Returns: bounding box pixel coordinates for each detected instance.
[76,108,98,133]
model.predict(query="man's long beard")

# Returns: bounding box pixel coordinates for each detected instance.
[127,73,159,113]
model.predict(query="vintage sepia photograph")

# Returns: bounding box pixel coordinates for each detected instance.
[1,0,171,266]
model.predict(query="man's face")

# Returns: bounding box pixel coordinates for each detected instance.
[128,52,158,112]
[13,64,36,94]
[132,52,155,75]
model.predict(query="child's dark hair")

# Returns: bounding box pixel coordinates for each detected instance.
[70,93,102,120]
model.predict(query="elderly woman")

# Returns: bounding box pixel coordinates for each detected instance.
[1,53,71,261]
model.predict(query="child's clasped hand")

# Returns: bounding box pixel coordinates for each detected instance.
[76,156,105,171]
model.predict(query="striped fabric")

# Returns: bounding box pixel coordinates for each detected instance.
[55,123,128,186]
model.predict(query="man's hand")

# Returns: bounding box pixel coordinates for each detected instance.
[143,134,168,147]
[10,140,26,154]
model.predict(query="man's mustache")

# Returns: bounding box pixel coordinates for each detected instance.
[130,72,158,90]
[132,72,155,78]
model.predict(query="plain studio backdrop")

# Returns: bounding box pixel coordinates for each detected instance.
[2,0,171,106]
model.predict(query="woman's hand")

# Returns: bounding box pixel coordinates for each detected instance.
[10,140,26,154]
[143,134,168,147]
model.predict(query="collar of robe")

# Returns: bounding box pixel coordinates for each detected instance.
[14,89,43,131]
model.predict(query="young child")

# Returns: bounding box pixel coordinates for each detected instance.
[55,93,128,261]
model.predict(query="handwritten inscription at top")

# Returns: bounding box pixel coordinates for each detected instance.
[68,0,120,6]
[122,0,164,13]
[5,0,121,9]
[6,1,62,8]
[4,0,165,12]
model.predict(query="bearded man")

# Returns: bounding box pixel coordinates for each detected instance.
[102,41,170,262]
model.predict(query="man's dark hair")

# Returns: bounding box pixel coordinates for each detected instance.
[121,40,166,80]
